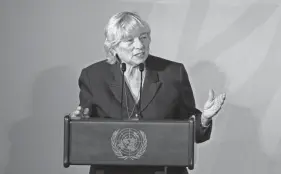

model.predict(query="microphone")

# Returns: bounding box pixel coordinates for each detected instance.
[139,63,144,71]
[116,54,126,119]
[137,63,145,119]
[120,62,126,119]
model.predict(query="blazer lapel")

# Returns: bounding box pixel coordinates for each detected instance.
[140,58,162,112]
[109,62,123,104]
[108,56,163,112]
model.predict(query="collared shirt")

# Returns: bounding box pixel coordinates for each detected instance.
[124,66,146,103]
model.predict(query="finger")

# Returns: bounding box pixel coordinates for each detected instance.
[83,108,89,114]
[69,112,75,117]
[223,93,226,99]
[204,99,215,109]
[70,110,80,117]
[76,109,82,116]
[210,93,223,103]
[214,94,224,105]
[220,93,226,101]
[208,89,215,101]
[221,95,226,105]
[215,96,225,111]
[214,103,221,112]
[214,98,222,110]
[219,93,226,105]
[77,106,82,111]
[218,95,224,104]
[83,108,90,117]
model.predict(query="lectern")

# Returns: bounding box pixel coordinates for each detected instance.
[63,116,195,172]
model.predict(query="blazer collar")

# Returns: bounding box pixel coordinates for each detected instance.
[109,55,162,113]
[110,55,159,85]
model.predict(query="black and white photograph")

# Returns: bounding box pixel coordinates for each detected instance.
[0,0,280,174]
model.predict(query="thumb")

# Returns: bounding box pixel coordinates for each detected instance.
[208,89,215,101]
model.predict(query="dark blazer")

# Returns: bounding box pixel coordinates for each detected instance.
[78,55,212,174]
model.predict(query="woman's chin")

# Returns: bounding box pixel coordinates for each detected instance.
[134,55,148,64]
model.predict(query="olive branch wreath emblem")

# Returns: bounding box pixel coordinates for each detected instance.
[111,128,147,160]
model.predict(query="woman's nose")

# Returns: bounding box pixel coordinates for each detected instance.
[133,38,144,49]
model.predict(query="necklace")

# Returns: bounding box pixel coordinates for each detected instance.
[123,67,146,119]
[124,84,140,119]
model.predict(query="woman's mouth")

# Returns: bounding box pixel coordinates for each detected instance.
[134,52,145,57]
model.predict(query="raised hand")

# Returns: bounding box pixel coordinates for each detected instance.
[202,89,226,120]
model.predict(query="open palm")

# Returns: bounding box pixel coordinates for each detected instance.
[203,89,226,119]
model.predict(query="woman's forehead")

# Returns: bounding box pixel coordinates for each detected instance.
[122,26,149,39]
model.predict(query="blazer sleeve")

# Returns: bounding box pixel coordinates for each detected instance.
[179,63,212,143]
[78,68,96,117]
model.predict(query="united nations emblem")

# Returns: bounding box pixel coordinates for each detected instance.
[111,128,147,160]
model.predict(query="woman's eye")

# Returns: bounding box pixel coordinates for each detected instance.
[140,36,147,39]
[126,39,134,43]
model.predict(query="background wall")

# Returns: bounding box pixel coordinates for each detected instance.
[1,0,281,173]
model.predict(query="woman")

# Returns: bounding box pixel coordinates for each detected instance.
[71,11,226,174]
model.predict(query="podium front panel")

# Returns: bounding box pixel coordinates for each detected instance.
[64,117,194,169]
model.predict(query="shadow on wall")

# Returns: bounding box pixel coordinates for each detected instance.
[4,66,78,174]
[188,61,272,174]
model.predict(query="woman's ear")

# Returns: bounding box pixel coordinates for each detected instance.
[110,48,116,57]
[109,49,118,62]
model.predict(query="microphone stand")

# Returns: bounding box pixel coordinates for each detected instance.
[138,63,144,119]
[120,63,126,120]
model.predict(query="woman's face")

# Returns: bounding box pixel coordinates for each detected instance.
[114,27,150,66]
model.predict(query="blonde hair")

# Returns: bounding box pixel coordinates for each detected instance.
[104,11,151,64]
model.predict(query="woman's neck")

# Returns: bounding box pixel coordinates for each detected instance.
[125,64,138,77]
